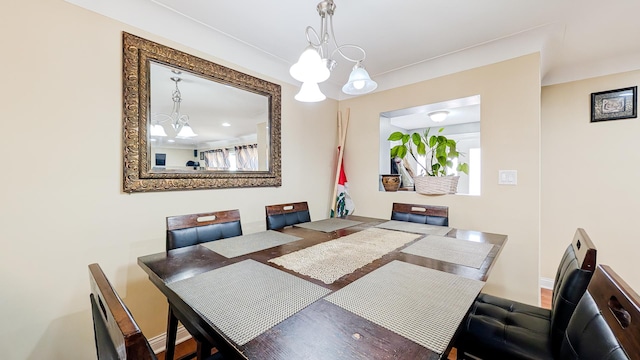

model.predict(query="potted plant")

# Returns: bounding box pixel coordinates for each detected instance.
[388,127,469,194]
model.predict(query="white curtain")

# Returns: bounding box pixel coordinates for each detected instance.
[204,148,230,170]
[235,144,258,170]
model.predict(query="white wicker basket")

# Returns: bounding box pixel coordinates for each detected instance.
[413,176,460,195]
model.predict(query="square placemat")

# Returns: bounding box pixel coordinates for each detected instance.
[325,260,485,354]
[401,235,493,268]
[168,259,331,345]
[294,218,363,232]
[202,230,302,258]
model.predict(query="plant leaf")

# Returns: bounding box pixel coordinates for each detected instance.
[411,132,422,146]
[429,135,437,148]
[457,163,469,175]
[390,145,399,158]
[417,141,426,155]
[387,132,404,141]
[397,146,407,159]
[402,134,410,144]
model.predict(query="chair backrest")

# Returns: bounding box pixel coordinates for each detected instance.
[549,228,597,354]
[89,263,156,360]
[265,202,311,230]
[559,264,639,360]
[166,209,243,250]
[390,203,449,226]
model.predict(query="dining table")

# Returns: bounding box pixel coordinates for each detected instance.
[138,215,507,360]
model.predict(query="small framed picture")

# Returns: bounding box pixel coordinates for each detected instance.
[200,152,204,160]
[591,86,637,122]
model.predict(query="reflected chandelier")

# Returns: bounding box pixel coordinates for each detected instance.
[290,0,377,102]
[150,75,198,138]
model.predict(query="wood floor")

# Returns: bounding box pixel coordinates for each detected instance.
[157,288,554,360]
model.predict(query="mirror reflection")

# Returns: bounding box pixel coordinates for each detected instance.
[122,32,281,193]
[379,95,482,195]
[149,61,270,172]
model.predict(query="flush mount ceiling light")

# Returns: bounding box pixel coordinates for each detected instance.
[152,75,198,138]
[290,0,377,102]
[428,111,450,123]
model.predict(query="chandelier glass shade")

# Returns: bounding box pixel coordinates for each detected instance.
[152,76,198,138]
[291,0,377,102]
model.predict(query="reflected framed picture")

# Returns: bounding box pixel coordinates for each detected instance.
[591,86,637,122]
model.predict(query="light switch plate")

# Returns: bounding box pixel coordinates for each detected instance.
[498,170,517,185]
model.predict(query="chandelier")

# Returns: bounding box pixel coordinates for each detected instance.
[150,75,198,138]
[290,0,377,102]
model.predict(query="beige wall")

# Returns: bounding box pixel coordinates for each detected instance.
[0,1,337,358]
[340,53,542,304]
[541,70,640,292]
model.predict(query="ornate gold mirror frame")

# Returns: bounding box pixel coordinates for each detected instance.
[122,32,281,192]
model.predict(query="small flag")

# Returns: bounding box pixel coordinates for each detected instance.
[332,148,355,217]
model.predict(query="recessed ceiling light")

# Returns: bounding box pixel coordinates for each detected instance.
[222,122,231,127]
[168,139,175,143]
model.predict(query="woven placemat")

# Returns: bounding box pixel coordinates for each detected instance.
[401,235,494,268]
[168,259,330,345]
[294,218,363,232]
[375,220,451,236]
[269,228,420,284]
[202,230,302,258]
[325,260,485,354]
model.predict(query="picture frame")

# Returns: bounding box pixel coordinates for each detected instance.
[591,86,637,122]
[200,152,204,160]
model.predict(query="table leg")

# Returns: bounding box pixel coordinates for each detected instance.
[165,305,179,360]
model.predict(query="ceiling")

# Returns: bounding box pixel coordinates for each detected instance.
[68,0,640,100]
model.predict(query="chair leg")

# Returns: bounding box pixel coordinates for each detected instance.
[165,305,179,360]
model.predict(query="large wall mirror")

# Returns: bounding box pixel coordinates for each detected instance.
[379,95,481,195]
[123,32,281,192]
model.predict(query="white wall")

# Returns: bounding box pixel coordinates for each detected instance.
[0,1,337,358]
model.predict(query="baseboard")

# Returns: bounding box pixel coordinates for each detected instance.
[540,277,554,290]
[148,325,192,354]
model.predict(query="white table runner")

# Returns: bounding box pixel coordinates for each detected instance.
[269,228,420,284]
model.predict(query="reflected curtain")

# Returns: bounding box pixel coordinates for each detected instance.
[236,144,258,170]
[204,149,230,170]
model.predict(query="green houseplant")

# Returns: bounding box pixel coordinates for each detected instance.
[388,127,469,194]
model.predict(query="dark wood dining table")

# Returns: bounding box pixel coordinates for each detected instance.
[138,215,507,360]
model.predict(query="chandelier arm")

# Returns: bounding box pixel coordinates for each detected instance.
[327,14,366,63]
[304,26,323,48]
[153,113,173,124]
[330,44,366,64]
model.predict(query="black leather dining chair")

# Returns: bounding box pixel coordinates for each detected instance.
[390,202,449,226]
[166,209,243,250]
[455,228,597,360]
[89,263,157,360]
[265,202,311,230]
[557,264,638,359]
[90,263,223,360]
[165,210,242,360]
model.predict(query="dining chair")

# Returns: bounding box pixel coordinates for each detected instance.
[265,201,311,230]
[166,209,243,250]
[557,264,639,359]
[455,228,597,360]
[390,202,449,226]
[165,209,242,360]
[89,263,157,360]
